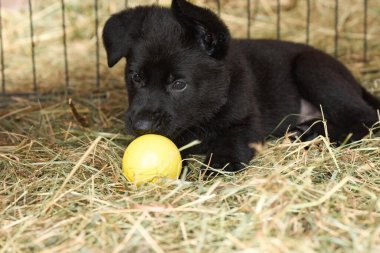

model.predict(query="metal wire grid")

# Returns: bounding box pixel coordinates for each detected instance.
[0,0,372,97]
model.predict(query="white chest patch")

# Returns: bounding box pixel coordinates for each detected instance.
[298,98,322,123]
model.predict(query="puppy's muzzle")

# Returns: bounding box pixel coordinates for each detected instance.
[133,119,154,135]
[130,109,170,136]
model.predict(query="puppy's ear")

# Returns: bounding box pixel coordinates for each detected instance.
[102,8,146,67]
[171,0,230,59]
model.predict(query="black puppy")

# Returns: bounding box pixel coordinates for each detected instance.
[103,0,380,171]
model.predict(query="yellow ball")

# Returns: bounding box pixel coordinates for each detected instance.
[122,134,182,185]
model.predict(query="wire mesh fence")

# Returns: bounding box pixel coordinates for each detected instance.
[0,0,378,98]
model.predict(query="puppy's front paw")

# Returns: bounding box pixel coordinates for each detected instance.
[289,124,320,142]
[199,131,255,176]
[201,155,247,175]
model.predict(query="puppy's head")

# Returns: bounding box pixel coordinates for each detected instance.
[103,0,231,138]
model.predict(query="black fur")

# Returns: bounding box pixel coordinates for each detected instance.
[103,0,380,172]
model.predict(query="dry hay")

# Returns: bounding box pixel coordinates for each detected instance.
[1,0,380,252]
[1,91,380,252]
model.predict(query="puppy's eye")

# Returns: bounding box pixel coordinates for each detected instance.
[204,33,213,43]
[171,80,187,91]
[132,73,143,84]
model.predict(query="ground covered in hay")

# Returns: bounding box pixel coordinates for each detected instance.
[1,90,380,253]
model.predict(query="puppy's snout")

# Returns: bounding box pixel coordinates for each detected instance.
[133,119,154,135]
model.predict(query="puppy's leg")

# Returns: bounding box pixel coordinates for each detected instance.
[289,119,339,143]
[203,125,259,173]
[293,51,379,143]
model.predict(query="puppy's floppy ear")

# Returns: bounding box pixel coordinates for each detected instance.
[102,8,146,67]
[171,0,230,59]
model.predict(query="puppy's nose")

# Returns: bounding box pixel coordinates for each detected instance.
[133,120,154,135]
